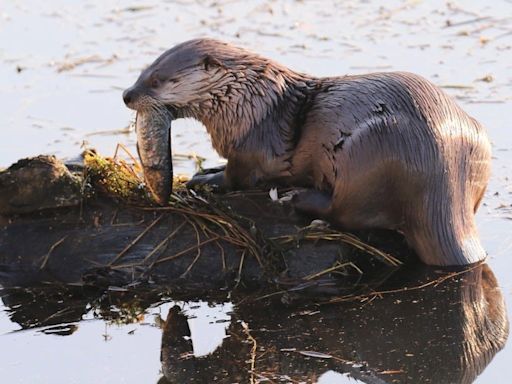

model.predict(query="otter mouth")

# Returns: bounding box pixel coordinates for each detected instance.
[123,81,179,205]
[134,106,174,205]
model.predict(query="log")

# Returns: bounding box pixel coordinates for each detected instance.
[0,155,408,292]
[0,155,507,384]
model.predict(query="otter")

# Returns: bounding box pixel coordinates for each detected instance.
[123,38,492,267]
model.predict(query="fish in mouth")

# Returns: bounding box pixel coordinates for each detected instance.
[123,65,175,205]
[134,107,173,205]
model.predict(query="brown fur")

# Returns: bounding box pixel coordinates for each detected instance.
[123,38,492,266]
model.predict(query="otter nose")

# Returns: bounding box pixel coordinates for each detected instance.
[123,88,135,106]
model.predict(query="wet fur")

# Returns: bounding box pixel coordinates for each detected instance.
[124,38,492,266]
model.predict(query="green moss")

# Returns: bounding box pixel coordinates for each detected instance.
[83,150,151,204]
[83,150,190,205]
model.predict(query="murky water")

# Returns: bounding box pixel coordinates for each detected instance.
[1,0,511,383]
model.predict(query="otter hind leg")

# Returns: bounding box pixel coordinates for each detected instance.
[405,205,487,266]
[292,189,333,219]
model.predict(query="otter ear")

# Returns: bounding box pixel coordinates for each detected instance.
[202,55,223,71]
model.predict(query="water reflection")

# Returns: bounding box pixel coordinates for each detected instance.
[0,263,508,383]
[159,264,509,384]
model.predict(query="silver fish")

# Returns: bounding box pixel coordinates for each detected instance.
[135,108,173,205]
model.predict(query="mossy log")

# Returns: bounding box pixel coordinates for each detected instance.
[0,155,409,292]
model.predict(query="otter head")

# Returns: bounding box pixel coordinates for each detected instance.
[123,38,299,184]
[123,38,231,116]
[123,39,238,203]
[123,38,280,162]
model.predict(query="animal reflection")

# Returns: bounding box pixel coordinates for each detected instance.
[159,264,509,384]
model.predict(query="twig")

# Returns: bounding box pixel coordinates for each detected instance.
[445,16,492,28]
[141,205,264,267]
[83,257,108,267]
[144,220,187,264]
[217,240,227,271]
[335,233,402,266]
[326,263,482,304]
[111,218,145,227]
[303,261,360,281]
[495,30,512,41]
[241,321,257,384]
[180,219,203,278]
[272,231,401,266]
[439,84,474,89]
[40,236,68,269]
[109,208,119,225]
[153,237,220,265]
[180,247,203,278]
[252,289,288,301]
[234,250,246,288]
[41,304,84,323]
[195,223,229,272]
[108,215,163,266]
[467,100,505,104]
[113,142,141,170]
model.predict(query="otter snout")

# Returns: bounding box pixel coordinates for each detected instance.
[123,87,138,110]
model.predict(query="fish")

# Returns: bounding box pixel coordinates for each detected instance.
[135,108,173,205]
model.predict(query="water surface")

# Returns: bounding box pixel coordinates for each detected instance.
[1,1,511,383]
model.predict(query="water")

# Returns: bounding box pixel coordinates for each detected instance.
[1,0,511,383]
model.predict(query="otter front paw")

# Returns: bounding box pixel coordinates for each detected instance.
[186,167,226,191]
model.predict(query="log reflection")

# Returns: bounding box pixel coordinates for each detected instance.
[160,263,509,384]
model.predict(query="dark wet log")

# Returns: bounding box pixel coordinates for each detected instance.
[0,194,409,290]
[0,155,410,291]
[0,156,81,215]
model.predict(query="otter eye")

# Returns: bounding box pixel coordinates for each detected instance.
[151,78,159,88]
